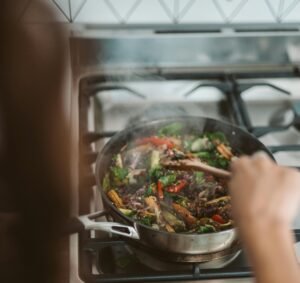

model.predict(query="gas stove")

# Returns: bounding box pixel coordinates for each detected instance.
[70,27,300,283]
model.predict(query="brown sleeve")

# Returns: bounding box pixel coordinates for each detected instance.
[0,2,71,282]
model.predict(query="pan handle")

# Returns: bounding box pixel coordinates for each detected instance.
[78,211,140,240]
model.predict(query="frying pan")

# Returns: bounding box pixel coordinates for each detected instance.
[73,116,274,255]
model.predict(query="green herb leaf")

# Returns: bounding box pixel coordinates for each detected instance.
[217,158,230,169]
[194,172,205,184]
[159,174,176,186]
[145,185,154,197]
[112,167,128,181]
[139,215,155,226]
[173,195,189,208]
[119,208,135,217]
[205,132,228,144]
[149,165,163,181]
[158,123,183,137]
[198,224,216,233]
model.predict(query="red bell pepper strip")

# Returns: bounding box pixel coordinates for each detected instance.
[166,180,188,193]
[157,180,164,200]
[136,136,174,149]
[212,214,226,224]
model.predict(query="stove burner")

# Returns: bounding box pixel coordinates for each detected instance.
[96,239,241,274]
[131,245,241,271]
[127,239,241,263]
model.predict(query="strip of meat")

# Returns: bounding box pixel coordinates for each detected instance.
[172,203,197,227]
[206,196,231,205]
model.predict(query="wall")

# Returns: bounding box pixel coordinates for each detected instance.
[8,0,300,24]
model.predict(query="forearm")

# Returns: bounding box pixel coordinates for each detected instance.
[239,222,300,283]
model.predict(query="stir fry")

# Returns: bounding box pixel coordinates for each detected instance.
[103,123,237,234]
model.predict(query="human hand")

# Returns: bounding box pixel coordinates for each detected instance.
[229,152,300,230]
[229,154,300,283]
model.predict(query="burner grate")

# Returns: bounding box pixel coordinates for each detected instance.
[82,239,251,283]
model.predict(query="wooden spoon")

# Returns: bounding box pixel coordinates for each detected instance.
[161,158,231,179]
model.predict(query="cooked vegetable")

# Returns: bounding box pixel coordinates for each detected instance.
[162,210,185,231]
[198,225,216,233]
[127,169,143,185]
[150,150,160,168]
[145,184,155,197]
[159,174,176,186]
[165,223,175,233]
[145,196,160,216]
[194,172,205,184]
[149,165,163,180]
[166,180,188,193]
[191,137,213,152]
[173,195,189,208]
[102,173,110,192]
[206,132,227,144]
[105,124,237,233]
[112,167,128,182]
[158,122,182,137]
[206,196,230,205]
[115,154,123,168]
[157,181,164,200]
[212,214,226,224]
[136,136,174,149]
[119,208,135,217]
[216,143,234,160]
[140,215,155,226]
[107,190,124,208]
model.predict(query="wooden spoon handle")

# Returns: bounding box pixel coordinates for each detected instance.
[161,159,231,179]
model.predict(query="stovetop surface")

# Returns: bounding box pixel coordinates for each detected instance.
[81,233,300,283]
[77,72,300,283]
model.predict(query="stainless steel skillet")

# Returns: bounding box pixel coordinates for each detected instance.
[72,116,274,255]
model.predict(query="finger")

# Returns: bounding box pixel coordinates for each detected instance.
[230,155,250,172]
[267,168,300,223]
[251,150,271,160]
[229,156,256,194]
[250,151,274,171]
[280,167,300,195]
[229,162,253,192]
[230,156,258,180]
